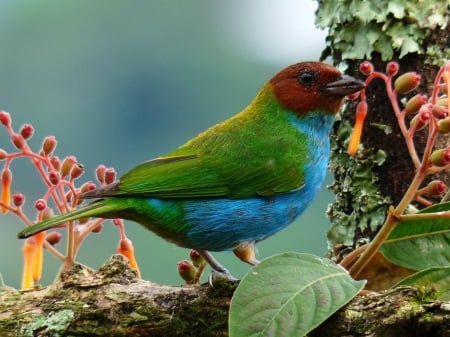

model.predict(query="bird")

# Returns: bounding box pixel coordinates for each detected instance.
[17,62,365,279]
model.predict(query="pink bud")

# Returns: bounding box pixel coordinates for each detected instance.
[12,134,25,149]
[13,192,25,207]
[386,62,399,76]
[50,156,61,171]
[410,106,431,131]
[20,124,34,140]
[80,181,96,193]
[189,249,206,268]
[96,165,106,183]
[104,168,116,184]
[359,61,374,76]
[34,199,47,211]
[0,111,11,127]
[427,180,448,195]
[48,170,60,185]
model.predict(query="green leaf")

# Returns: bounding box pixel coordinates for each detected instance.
[229,253,365,337]
[394,267,450,301]
[381,202,450,271]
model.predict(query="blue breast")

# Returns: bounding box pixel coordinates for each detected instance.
[147,112,335,251]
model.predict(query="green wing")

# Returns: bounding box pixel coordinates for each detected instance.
[91,103,308,199]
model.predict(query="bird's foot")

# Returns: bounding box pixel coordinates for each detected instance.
[208,268,238,286]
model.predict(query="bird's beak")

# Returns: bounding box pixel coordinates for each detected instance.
[323,75,365,96]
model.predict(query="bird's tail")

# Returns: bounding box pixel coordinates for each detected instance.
[17,199,128,239]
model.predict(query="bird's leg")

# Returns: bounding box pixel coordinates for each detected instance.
[233,241,260,266]
[196,250,237,283]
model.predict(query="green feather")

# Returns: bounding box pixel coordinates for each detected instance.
[17,199,130,238]
[111,84,308,199]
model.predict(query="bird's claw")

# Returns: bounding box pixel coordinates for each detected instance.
[208,269,238,286]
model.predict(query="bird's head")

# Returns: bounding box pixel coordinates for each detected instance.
[269,62,365,116]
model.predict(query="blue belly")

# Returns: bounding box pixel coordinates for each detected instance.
[145,112,332,251]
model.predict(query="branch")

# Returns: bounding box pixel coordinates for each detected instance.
[1,255,449,336]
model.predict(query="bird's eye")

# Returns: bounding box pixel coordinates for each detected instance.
[297,70,316,86]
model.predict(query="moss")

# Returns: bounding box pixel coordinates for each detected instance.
[315,0,449,63]
[19,310,74,337]
[327,120,391,251]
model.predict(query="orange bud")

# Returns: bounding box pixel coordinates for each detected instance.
[61,156,76,177]
[1,169,12,213]
[0,149,7,160]
[70,163,84,180]
[21,239,36,289]
[117,238,140,277]
[32,232,45,282]
[394,72,421,94]
[348,101,367,156]
[42,135,57,155]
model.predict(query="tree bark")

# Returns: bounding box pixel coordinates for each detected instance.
[1,255,449,337]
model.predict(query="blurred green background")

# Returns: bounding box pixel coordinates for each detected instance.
[0,0,331,288]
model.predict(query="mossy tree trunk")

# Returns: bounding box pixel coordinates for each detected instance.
[316,0,450,253]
